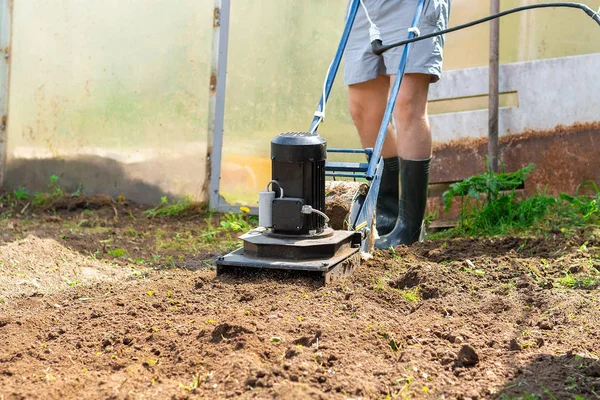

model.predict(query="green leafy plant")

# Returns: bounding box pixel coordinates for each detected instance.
[219,212,251,232]
[12,187,29,201]
[558,180,599,223]
[372,277,386,292]
[441,164,556,236]
[179,373,200,392]
[556,273,599,290]
[398,287,421,303]
[32,175,66,206]
[145,196,194,218]
[108,248,127,258]
[48,175,64,198]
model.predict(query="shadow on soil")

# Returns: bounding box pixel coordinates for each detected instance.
[5,156,179,205]
[496,353,600,399]
[214,266,327,288]
[415,235,585,263]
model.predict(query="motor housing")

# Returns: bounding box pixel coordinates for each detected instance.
[270,132,326,235]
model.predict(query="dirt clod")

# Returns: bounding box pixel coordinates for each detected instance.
[509,338,523,351]
[210,323,253,343]
[238,293,254,302]
[457,344,480,367]
[538,320,554,330]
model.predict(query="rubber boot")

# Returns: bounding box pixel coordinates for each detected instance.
[375,157,400,236]
[375,157,431,249]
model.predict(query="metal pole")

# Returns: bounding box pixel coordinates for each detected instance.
[0,0,12,187]
[205,0,230,209]
[488,0,500,173]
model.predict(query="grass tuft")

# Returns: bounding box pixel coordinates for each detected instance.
[433,163,599,238]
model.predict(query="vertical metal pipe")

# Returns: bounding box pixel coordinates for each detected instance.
[0,0,12,187]
[488,0,500,173]
[205,0,231,210]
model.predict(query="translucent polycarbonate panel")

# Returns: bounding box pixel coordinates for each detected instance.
[221,1,358,205]
[5,1,214,204]
[220,0,600,206]
[444,0,600,70]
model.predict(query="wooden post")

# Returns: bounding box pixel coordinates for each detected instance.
[488,0,500,173]
[0,0,12,187]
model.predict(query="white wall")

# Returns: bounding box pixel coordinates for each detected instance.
[429,53,600,142]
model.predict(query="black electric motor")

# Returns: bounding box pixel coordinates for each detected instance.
[270,132,326,235]
[216,131,361,282]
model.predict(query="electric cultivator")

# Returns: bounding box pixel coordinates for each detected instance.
[216,0,600,283]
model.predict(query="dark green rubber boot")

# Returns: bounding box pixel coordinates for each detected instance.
[375,157,431,249]
[375,157,400,236]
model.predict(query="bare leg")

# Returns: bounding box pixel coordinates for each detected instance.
[348,75,397,157]
[390,73,431,160]
[374,73,433,249]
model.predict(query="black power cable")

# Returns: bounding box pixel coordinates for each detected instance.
[371,2,600,55]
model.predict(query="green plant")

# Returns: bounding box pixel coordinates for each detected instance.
[558,181,599,223]
[145,196,193,218]
[397,287,421,303]
[108,248,127,258]
[31,175,66,206]
[179,373,200,392]
[556,273,599,290]
[12,187,29,201]
[372,277,386,292]
[48,175,64,198]
[441,164,557,236]
[219,212,251,232]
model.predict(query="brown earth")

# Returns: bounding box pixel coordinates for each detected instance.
[1,196,599,399]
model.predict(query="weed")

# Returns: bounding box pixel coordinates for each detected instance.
[108,248,127,258]
[12,187,29,201]
[387,246,401,259]
[437,163,598,238]
[541,385,558,400]
[560,181,600,219]
[48,175,64,198]
[424,209,438,228]
[146,196,194,218]
[372,277,386,292]
[71,183,83,197]
[126,227,139,237]
[442,164,557,236]
[397,287,421,303]
[378,331,401,353]
[31,175,66,206]
[220,212,251,232]
[566,376,578,391]
[556,273,599,290]
[180,373,200,392]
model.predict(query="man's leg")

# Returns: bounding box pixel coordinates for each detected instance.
[390,73,431,160]
[348,75,401,236]
[375,73,432,249]
[348,74,397,158]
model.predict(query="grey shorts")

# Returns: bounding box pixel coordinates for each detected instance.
[343,0,451,85]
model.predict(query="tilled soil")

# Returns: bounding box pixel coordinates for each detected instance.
[1,199,599,399]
